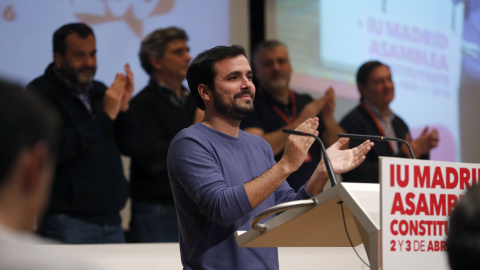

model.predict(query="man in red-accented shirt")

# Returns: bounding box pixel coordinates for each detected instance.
[241,40,345,191]
[340,60,439,183]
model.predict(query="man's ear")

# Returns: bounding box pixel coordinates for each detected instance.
[53,53,63,69]
[150,56,163,70]
[198,84,211,102]
[22,142,50,194]
[358,84,366,97]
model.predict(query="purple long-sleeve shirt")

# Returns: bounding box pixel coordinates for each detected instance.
[168,123,311,269]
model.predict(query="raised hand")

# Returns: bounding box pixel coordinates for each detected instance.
[320,87,335,119]
[306,138,373,195]
[325,137,373,174]
[279,117,319,173]
[103,73,126,120]
[120,63,134,112]
[298,96,327,122]
[406,126,439,157]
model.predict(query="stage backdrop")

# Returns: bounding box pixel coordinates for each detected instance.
[266,0,479,163]
[0,0,248,96]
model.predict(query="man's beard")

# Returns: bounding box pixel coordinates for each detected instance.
[61,65,96,85]
[212,88,255,120]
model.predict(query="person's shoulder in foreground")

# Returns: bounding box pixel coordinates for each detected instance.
[0,225,103,270]
[0,78,104,269]
[447,183,480,270]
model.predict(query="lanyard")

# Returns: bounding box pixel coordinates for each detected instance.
[271,90,296,124]
[272,90,312,162]
[360,101,394,154]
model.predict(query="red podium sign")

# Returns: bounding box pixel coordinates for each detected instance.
[380,157,479,269]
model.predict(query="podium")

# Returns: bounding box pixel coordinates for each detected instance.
[235,182,380,270]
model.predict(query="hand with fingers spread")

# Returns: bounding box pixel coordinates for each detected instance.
[325,138,374,174]
[103,73,126,120]
[306,138,374,195]
[120,63,134,112]
[278,117,319,173]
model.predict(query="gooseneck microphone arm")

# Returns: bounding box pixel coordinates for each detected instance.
[282,129,337,187]
[337,133,416,159]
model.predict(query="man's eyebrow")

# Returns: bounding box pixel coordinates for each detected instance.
[172,47,188,53]
[225,71,241,77]
[224,70,253,77]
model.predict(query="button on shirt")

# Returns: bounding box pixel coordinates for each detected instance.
[157,81,190,109]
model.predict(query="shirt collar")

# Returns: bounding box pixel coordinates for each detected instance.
[258,87,291,107]
[158,81,189,97]
[363,98,394,123]
[151,78,190,107]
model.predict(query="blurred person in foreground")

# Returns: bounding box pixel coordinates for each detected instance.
[447,184,480,270]
[0,79,103,269]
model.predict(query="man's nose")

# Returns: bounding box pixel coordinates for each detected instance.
[241,76,254,90]
[272,61,281,70]
[84,55,95,66]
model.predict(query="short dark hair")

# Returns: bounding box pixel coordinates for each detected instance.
[0,80,60,188]
[252,40,287,66]
[53,23,94,56]
[186,45,247,110]
[447,184,480,269]
[356,60,389,86]
[139,27,189,75]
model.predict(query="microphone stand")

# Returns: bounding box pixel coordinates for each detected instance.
[282,129,337,187]
[338,133,416,159]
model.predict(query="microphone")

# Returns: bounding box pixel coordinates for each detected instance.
[282,129,337,187]
[337,133,416,159]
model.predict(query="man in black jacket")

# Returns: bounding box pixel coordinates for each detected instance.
[340,60,439,183]
[27,23,136,244]
[128,27,202,242]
